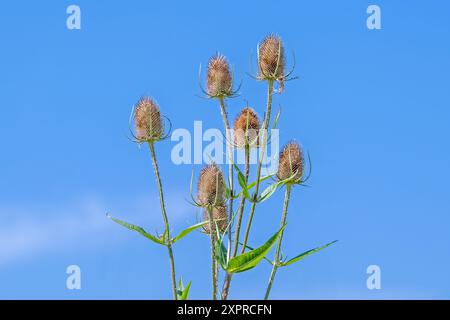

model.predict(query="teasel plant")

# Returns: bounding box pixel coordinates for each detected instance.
[109,33,337,300]
[107,97,209,300]
[221,106,260,299]
[196,164,226,300]
[263,142,338,299]
[200,53,240,254]
[240,34,297,254]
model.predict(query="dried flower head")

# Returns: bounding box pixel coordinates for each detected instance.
[233,107,260,148]
[203,205,228,234]
[207,54,232,98]
[277,142,304,182]
[258,34,285,82]
[197,164,225,206]
[134,97,163,141]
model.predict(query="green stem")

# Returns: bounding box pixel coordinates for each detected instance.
[218,97,234,251]
[241,79,274,253]
[148,142,178,300]
[221,145,250,300]
[232,145,250,257]
[207,207,218,300]
[264,185,291,300]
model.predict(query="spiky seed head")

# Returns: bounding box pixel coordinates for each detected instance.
[258,34,285,80]
[203,205,228,234]
[277,142,304,182]
[134,97,163,141]
[207,54,232,98]
[233,107,260,148]
[197,164,225,206]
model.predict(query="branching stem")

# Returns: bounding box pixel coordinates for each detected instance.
[221,144,250,300]
[241,79,274,253]
[218,97,234,252]
[148,142,177,300]
[207,207,218,300]
[264,184,292,300]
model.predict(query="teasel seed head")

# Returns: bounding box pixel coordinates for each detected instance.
[197,164,225,206]
[134,97,163,142]
[258,34,285,87]
[203,205,228,234]
[207,54,232,98]
[233,107,260,148]
[277,142,304,182]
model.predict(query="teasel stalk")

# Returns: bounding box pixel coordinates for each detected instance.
[206,207,219,300]
[241,35,286,253]
[198,164,226,300]
[206,54,236,254]
[221,107,260,300]
[264,142,304,299]
[134,97,177,300]
[219,97,234,249]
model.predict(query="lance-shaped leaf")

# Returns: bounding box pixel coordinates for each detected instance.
[279,240,338,267]
[107,214,165,245]
[234,164,247,189]
[239,242,273,265]
[258,171,301,203]
[272,108,282,130]
[267,108,282,142]
[215,239,228,270]
[258,181,280,202]
[239,170,275,202]
[180,281,192,300]
[177,278,192,300]
[172,221,209,243]
[214,221,229,270]
[225,225,285,273]
[246,174,274,191]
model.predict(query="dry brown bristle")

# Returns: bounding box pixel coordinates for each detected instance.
[277,142,304,182]
[134,97,163,141]
[233,107,260,148]
[258,34,285,81]
[197,164,225,206]
[203,205,228,234]
[207,54,232,97]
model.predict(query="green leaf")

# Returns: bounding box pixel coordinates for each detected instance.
[258,171,300,203]
[241,186,252,202]
[172,221,209,243]
[176,278,192,300]
[258,181,281,202]
[214,223,229,270]
[238,174,275,202]
[246,174,274,191]
[234,164,247,188]
[280,240,338,267]
[180,281,192,300]
[238,171,247,189]
[215,239,228,270]
[272,108,282,130]
[108,214,165,245]
[178,278,184,292]
[239,242,273,265]
[226,225,286,273]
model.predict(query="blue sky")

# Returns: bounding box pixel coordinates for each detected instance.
[0,0,449,299]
